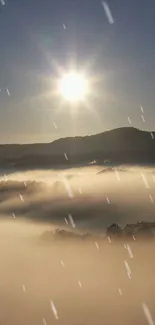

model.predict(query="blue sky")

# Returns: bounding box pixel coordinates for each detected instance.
[0,0,155,143]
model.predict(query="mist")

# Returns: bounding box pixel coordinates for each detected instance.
[0,218,154,325]
[0,165,155,230]
[0,166,155,324]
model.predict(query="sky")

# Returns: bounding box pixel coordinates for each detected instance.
[0,0,155,143]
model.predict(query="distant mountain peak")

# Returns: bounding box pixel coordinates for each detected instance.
[0,127,155,168]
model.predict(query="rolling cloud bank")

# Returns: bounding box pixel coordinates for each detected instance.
[0,165,155,325]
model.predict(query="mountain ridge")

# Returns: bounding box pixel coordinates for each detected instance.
[0,127,155,168]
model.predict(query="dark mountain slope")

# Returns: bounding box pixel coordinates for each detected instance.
[0,127,155,168]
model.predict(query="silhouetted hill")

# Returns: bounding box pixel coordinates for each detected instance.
[0,127,155,168]
[41,222,155,242]
[107,222,155,239]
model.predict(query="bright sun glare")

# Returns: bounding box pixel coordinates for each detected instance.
[59,72,88,102]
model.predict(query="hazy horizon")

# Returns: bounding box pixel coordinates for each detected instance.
[0,125,154,145]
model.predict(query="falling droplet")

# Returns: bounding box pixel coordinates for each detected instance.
[141,173,150,189]
[150,132,154,139]
[101,1,114,24]
[64,217,68,225]
[115,169,120,181]
[0,0,5,6]
[118,287,122,296]
[6,88,10,96]
[22,284,26,292]
[124,260,131,279]
[42,318,47,325]
[142,302,154,325]
[62,177,74,198]
[78,187,83,194]
[53,122,57,129]
[78,280,82,288]
[64,153,68,160]
[19,193,24,202]
[126,244,134,259]
[140,105,144,113]
[50,301,59,320]
[68,213,76,228]
[60,260,65,267]
[149,194,154,203]
[95,242,99,250]
[12,213,16,219]
[107,236,111,244]
[141,115,145,122]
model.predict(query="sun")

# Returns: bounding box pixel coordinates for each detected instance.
[59,71,88,102]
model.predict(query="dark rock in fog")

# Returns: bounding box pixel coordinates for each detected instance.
[41,228,93,242]
[106,223,122,237]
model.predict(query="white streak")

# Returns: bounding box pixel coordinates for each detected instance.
[12,213,16,219]
[126,244,133,259]
[141,173,150,189]
[42,318,47,325]
[115,169,120,181]
[107,236,111,244]
[142,303,154,325]
[106,197,110,204]
[124,260,131,279]
[118,287,122,296]
[95,242,99,250]
[50,301,59,320]
[64,218,68,225]
[53,122,57,129]
[78,187,83,194]
[132,235,136,241]
[78,281,82,288]
[62,177,74,198]
[68,213,76,228]
[128,117,132,124]
[140,105,144,113]
[6,88,10,96]
[19,193,24,202]
[60,260,65,267]
[150,132,154,139]
[22,284,26,292]
[141,115,145,122]
[63,24,66,30]
[102,1,114,24]
[64,153,68,160]
[149,194,154,203]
